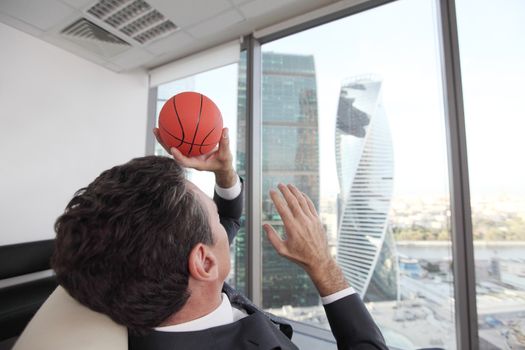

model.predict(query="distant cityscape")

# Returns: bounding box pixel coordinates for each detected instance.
[391,195,525,242]
[289,193,525,349]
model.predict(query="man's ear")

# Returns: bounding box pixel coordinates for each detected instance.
[188,243,218,281]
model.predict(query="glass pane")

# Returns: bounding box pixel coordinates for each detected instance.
[260,0,456,348]
[456,1,525,349]
[154,56,247,294]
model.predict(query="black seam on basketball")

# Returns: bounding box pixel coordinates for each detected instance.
[188,94,203,155]
[199,127,216,154]
[173,96,184,147]
[158,125,214,146]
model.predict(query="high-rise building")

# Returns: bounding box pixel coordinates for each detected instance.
[235,52,320,308]
[335,77,398,302]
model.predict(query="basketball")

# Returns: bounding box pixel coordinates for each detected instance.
[158,91,223,157]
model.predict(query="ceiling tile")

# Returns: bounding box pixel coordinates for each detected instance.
[110,48,155,70]
[0,12,42,36]
[239,0,298,18]
[148,0,232,28]
[230,0,253,5]
[187,9,244,39]
[104,62,124,72]
[58,0,94,9]
[0,0,75,31]
[144,30,194,55]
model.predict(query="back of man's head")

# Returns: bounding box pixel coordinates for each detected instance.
[51,156,213,335]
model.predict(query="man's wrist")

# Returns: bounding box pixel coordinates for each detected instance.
[214,168,237,188]
[307,258,349,297]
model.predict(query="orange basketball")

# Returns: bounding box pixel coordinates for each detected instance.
[158,91,223,157]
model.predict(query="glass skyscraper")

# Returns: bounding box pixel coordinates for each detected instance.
[335,77,398,302]
[235,52,320,308]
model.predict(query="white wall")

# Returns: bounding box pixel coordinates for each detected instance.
[0,22,149,245]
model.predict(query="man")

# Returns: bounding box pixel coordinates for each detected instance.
[51,128,387,350]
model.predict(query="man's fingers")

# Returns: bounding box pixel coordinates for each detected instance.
[264,224,287,257]
[269,189,294,223]
[288,184,310,215]
[170,147,203,169]
[217,128,233,162]
[203,151,217,161]
[199,144,219,161]
[219,128,230,151]
[303,193,318,216]
[278,184,303,217]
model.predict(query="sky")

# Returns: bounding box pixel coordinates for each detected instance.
[158,0,525,200]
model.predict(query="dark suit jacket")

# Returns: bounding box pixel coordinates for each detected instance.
[129,181,388,350]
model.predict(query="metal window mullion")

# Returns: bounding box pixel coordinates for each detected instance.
[145,86,158,155]
[245,35,263,307]
[436,0,478,349]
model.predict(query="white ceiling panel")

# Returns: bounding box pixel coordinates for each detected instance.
[58,0,95,9]
[110,48,155,70]
[0,0,345,72]
[0,0,75,31]
[187,9,244,39]
[103,62,123,72]
[0,12,42,37]
[239,0,299,18]
[145,30,194,55]
[148,0,232,28]
[230,0,253,5]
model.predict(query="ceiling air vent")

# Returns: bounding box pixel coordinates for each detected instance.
[87,0,178,45]
[60,18,131,58]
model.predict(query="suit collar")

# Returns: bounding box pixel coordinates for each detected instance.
[129,284,296,350]
[222,283,294,339]
[153,293,234,332]
[129,311,297,350]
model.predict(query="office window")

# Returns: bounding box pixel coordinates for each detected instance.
[154,56,247,293]
[456,1,525,348]
[259,0,456,348]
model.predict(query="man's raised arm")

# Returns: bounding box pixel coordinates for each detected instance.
[154,127,243,243]
[264,184,388,350]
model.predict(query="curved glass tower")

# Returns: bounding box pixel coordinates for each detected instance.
[335,77,398,302]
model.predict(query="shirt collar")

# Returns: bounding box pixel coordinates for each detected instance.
[154,293,234,332]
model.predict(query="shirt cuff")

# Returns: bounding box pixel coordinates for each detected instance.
[214,176,241,200]
[321,287,357,305]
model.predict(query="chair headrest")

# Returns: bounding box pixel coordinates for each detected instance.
[13,286,127,350]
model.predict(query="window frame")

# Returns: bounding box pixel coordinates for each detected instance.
[147,0,479,347]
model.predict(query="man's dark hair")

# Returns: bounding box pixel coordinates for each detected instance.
[51,156,213,335]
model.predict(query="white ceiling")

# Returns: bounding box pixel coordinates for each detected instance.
[0,0,341,72]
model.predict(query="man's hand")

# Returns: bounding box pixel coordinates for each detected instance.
[153,127,237,188]
[263,184,349,297]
